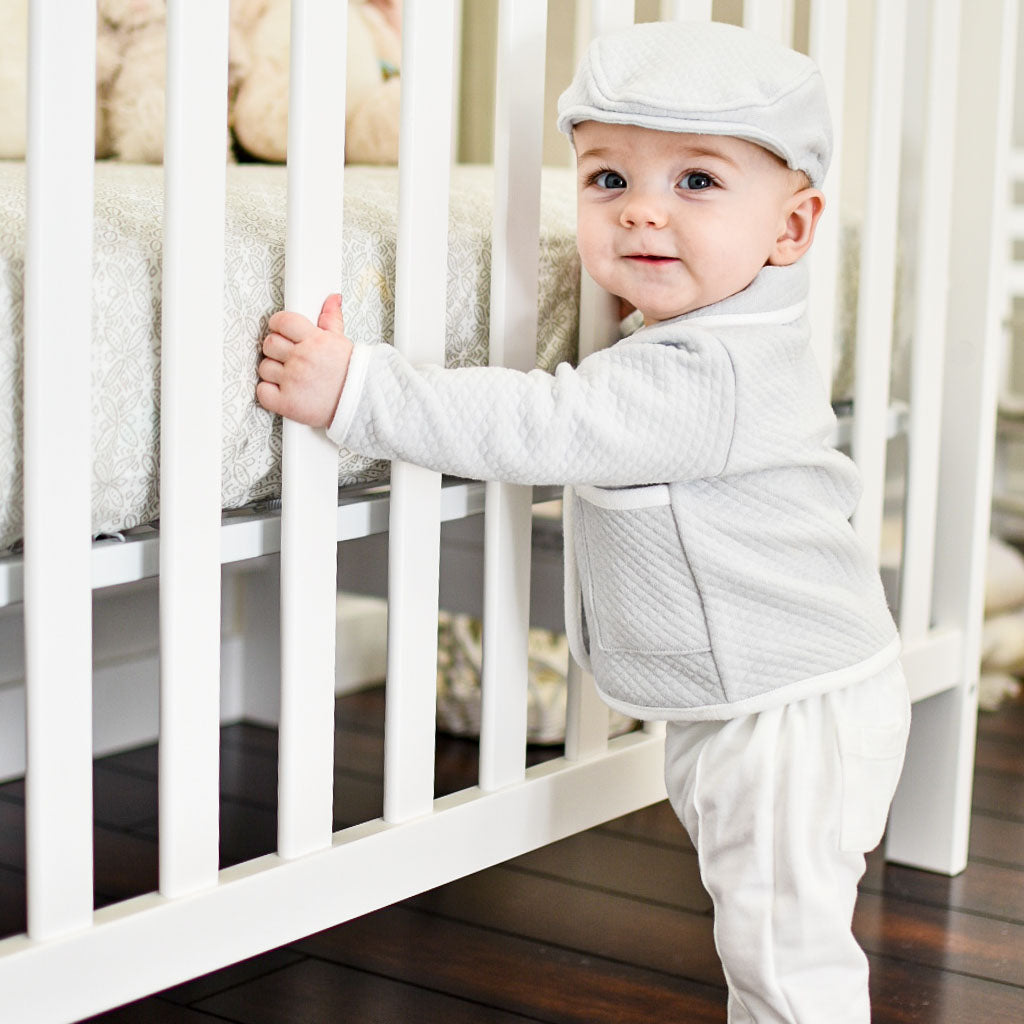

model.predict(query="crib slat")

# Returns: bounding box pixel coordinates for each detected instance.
[478,0,548,793]
[575,0,634,53]
[158,0,230,899]
[563,2,634,761]
[806,0,847,395]
[897,0,961,641]
[742,0,794,44]
[277,0,347,859]
[659,0,712,20]
[22,0,96,940]
[563,278,614,762]
[850,0,907,562]
[383,0,457,823]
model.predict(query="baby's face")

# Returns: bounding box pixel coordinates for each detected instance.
[574,122,809,325]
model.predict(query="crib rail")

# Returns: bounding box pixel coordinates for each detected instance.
[0,0,1016,1018]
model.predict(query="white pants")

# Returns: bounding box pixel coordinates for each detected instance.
[663,662,910,1024]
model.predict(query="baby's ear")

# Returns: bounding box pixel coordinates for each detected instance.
[769,188,825,266]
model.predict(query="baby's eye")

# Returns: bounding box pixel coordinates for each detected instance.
[678,171,715,191]
[591,169,627,190]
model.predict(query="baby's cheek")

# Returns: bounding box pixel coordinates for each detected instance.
[576,236,614,290]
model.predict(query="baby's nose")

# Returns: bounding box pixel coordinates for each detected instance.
[620,191,669,228]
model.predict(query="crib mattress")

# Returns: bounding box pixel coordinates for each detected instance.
[0,161,581,550]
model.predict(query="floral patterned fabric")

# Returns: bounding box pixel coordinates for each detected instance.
[435,609,638,744]
[0,161,581,549]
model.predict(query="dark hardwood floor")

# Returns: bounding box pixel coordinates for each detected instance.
[0,686,1021,1023]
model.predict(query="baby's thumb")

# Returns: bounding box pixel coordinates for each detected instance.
[318,293,345,336]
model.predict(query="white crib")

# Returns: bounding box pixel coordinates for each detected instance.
[0,0,1015,1019]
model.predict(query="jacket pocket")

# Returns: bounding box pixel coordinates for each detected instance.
[574,484,712,657]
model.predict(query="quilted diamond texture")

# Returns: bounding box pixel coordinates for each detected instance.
[673,475,896,704]
[589,22,813,115]
[331,325,736,488]
[594,649,726,710]
[576,502,712,656]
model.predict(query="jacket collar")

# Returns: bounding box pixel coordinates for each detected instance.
[632,262,809,338]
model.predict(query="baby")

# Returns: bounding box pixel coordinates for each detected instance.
[258,20,909,1024]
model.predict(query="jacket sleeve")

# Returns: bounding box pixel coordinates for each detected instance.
[326,334,736,487]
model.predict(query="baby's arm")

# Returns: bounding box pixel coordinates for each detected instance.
[256,294,353,427]
[330,333,737,487]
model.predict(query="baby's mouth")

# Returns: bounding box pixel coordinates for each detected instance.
[626,253,677,263]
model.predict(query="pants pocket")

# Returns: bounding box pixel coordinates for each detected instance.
[834,666,911,853]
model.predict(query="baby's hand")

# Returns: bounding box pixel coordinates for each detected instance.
[256,293,353,428]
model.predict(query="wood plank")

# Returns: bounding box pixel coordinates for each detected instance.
[0,798,25,871]
[100,744,161,778]
[976,695,1024,740]
[968,813,1024,868]
[861,853,1024,922]
[409,864,724,986]
[972,768,1024,820]
[295,904,728,1024]
[868,954,1024,1024]
[216,735,385,826]
[0,865,25,941]
[92,766,160,830]
[412,839,1024,989]
[93,827,159,907]
[193,957,541,1024]
[599,800,693,850]
[334,686,388,734]
[1,764,157,831]
[83,998,228,1022]
[334,728,385,779]
[508,828,710,913]
[160,949,303,1007]
[517,815,1024,933]
[973,733,1024,776]
[217,802,277,869]
[855,891,1024,987]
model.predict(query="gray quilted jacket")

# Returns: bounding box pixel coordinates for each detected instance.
[328,263,900,720]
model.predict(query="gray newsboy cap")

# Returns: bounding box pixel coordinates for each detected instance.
[557,21,832,188]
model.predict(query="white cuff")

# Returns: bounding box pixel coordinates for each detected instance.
[326,340,373,446]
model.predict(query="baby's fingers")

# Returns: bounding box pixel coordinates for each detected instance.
[267,309,318,341]
[255,380,284,415]
[257,356,284,385]
[261,332,294,362]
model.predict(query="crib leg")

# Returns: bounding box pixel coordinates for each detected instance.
[885,680,978,875]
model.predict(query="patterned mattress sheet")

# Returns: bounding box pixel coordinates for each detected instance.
[0,161,581,550]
